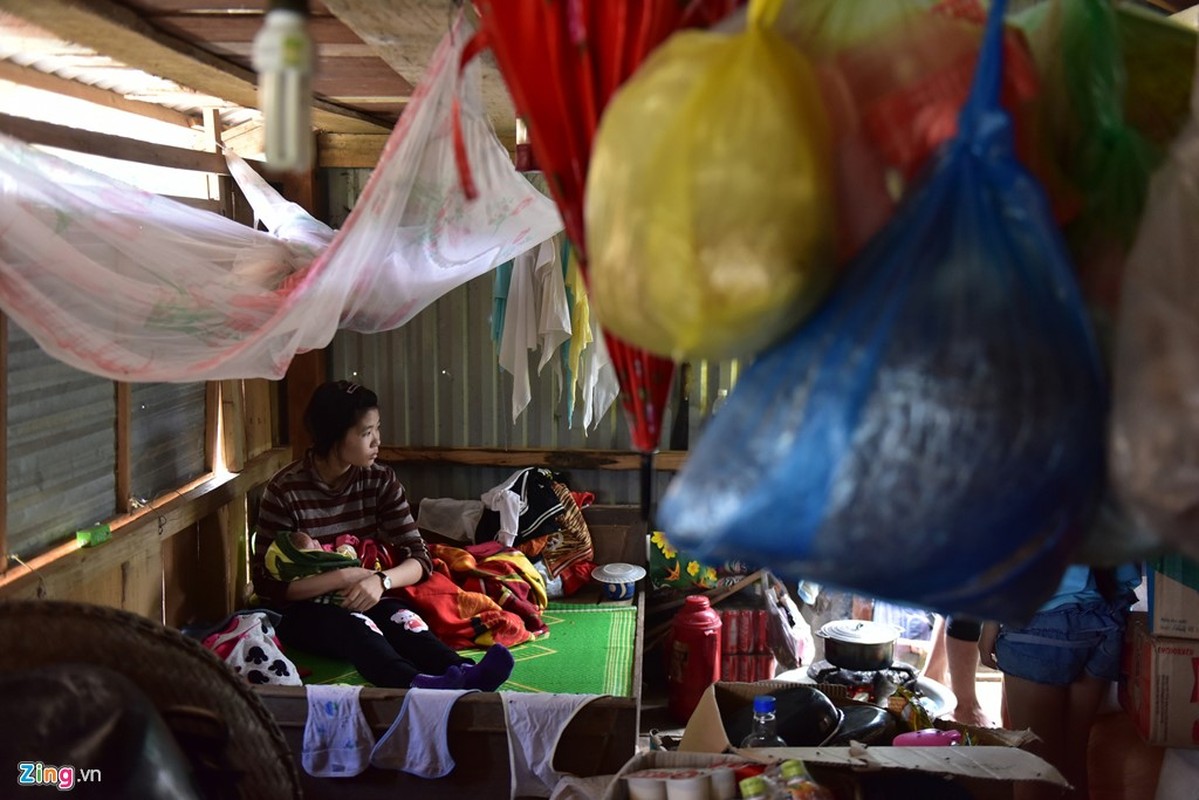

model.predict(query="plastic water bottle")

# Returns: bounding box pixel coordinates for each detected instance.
[738,775,771,800]
[740,694,789,748]
[781,759,835,800]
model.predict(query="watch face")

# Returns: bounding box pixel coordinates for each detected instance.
[378,571,391,590]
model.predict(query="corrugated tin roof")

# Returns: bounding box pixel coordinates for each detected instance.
[0,11,256,131]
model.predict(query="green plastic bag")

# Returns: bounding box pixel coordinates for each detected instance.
[1017,0,1160,330]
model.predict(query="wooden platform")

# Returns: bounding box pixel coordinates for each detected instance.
[255,505,647,799]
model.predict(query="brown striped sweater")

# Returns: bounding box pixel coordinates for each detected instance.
[252,455,431,606]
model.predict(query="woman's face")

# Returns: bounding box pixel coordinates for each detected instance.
[335,408,381,467]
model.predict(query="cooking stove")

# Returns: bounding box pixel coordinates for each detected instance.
[807,660,921,706]
[774,662,957,719]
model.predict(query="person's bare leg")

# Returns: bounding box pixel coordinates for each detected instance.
[1064,673,1108,800]
[925,619,948,684]
[1004,673,1070,800]
[947,634,991,726]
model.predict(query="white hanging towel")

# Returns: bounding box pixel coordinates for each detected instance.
[498,239,551,421]
[370,687,479,778]
[535,233,571,376]
[480,468,528,547]
[302,685,375,778]
[501,692,605,798]
[580,318,620,432]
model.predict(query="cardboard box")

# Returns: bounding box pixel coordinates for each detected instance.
[602,747,1068,800]
[1148,555,1199,639]
[1120,612,1199,748]
[679,681,1036,754]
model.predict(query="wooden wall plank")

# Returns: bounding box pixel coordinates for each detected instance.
[190,507,234,625]
[162,522,199,624]
[0,448,291,602]
[0,112,229,172]
[121,545,165,619]
[380,446,687,472]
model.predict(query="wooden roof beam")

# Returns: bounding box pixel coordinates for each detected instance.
[316,131,388,168]
[0,0,392,135]
[0,58,198,129]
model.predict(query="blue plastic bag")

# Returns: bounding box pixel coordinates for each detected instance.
[658,0,1106,622]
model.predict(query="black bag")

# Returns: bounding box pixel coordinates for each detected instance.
[476,467,567,546]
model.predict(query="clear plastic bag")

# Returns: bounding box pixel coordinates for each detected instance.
[1111,44,1199,562]
[585,0,835,361]
[659,0,1106,622]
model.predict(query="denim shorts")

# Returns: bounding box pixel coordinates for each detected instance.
[994,600,1127,685]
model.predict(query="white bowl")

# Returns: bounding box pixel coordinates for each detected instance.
[592,563,647,600]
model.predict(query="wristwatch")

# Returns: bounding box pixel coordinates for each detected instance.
[376,571,392,591]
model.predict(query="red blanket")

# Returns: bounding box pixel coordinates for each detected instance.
[346,535,546,649]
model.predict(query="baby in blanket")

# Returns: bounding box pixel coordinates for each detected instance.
[265,532,398,605]
[265,531,358,577]
[266,531,423,614]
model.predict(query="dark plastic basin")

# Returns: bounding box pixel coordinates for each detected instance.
[724,686,843,747]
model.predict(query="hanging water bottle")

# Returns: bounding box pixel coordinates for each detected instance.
[740,694,789,748]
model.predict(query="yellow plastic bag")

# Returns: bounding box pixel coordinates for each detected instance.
[585,0,835,361]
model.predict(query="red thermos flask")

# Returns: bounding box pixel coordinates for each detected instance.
[667,596,723,723]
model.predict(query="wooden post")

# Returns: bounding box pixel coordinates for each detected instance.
[221,379,246,473]
[205,382,221,472]
[203,107,233,218]
[0,313,6,574]
[243,379,276,459]
[115,382,132,513]
[278,163,327,457]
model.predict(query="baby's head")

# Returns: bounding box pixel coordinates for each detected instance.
[287,531,320,551]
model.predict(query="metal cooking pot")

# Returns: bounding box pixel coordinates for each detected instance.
[817,619,901,672]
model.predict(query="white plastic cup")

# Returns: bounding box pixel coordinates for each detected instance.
[664,772,711,800]
[707,767,737,800]
[624,774,667,800]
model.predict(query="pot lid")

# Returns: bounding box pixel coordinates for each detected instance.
[592,563,647,584]
[818,619,900,645]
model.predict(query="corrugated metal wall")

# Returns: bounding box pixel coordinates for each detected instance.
[129,382,206,504]
[5,323,116,559]
[324,169,743,507]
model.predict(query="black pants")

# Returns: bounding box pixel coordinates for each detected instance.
[277,598,469,688]
[946,616,982,643]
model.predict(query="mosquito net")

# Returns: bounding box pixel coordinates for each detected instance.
[0,18,561,382]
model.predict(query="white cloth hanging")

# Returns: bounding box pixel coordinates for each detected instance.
[0,13,561,381]
[535,236,571,375]
[370,687,478,778]
[302,685,375,778]
[501,692,605,799]
[580,317,620,432]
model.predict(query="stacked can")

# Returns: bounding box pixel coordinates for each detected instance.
[717,606,776,682]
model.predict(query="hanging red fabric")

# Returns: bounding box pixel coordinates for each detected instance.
[473,0,742,457]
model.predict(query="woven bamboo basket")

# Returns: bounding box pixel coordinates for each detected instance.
[0,599,301,799]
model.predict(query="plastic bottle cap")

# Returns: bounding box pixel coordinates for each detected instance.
[739,775,768,798]
[752,694,777,714]
[780,759,810,780]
